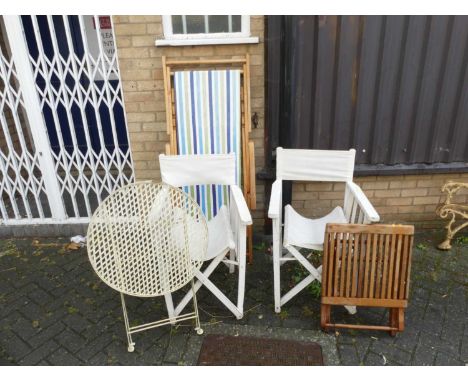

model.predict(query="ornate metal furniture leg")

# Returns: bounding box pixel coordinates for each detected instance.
[436,181,468,250]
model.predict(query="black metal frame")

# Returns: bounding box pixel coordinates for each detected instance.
[262,15,468,231]
[263,15,468,176]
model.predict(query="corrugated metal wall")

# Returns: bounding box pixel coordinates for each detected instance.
[265,15,468,174]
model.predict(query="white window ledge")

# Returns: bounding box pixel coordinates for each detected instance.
[155,36,259,47]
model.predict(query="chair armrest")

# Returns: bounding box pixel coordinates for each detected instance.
[442,181,468,193]
[230,185,252,226]
[248,140,256,210]
[268,179,282,219]
[441,181,468,204]
[346,181,380,223]
[438,181,468,217]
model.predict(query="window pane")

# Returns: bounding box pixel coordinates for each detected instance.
[208,16,229,33]
[171,15,183,34]
[231,16,242,32]
[171,15,244,35]
[185,16,205,34]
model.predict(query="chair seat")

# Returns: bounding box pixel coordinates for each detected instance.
[283,205,347,250]
[205,205,236,261]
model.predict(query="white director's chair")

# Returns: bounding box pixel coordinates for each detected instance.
[159,153,252,319]
[268,148,380,313]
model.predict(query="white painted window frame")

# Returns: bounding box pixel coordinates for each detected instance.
[156,15,259,46]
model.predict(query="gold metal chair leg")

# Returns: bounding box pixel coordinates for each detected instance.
[438,214,456,250]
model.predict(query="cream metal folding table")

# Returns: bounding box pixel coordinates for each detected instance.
[87,181,207,352]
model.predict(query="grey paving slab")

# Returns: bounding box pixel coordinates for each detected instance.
[0,230,467,365]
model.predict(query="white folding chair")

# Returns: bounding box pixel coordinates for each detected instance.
[159,153,252,319]
[268,147,380,313]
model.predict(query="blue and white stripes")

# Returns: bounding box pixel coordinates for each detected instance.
[174,69,241,220]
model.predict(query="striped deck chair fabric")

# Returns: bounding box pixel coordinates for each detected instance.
[173,69,242,220]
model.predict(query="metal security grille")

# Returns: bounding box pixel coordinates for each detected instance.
[0,37,52,222]
[0,15,134,225]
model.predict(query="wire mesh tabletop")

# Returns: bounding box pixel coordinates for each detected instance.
[86,181,208,351]
[87,181,207,297]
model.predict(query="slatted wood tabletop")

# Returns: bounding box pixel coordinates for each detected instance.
[321,223,414,336]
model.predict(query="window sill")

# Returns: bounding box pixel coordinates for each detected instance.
[155,36,259,47]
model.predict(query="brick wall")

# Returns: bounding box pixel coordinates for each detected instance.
[291,173,468,230]
[112,15,265,226]
[112,15,466,232]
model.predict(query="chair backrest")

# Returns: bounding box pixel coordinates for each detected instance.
[162,56,256,211]
[173,69,242,184]
[322,223,415,306]
[159,153,236,219]
[159,153,236,187]
[276,147,356,182]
